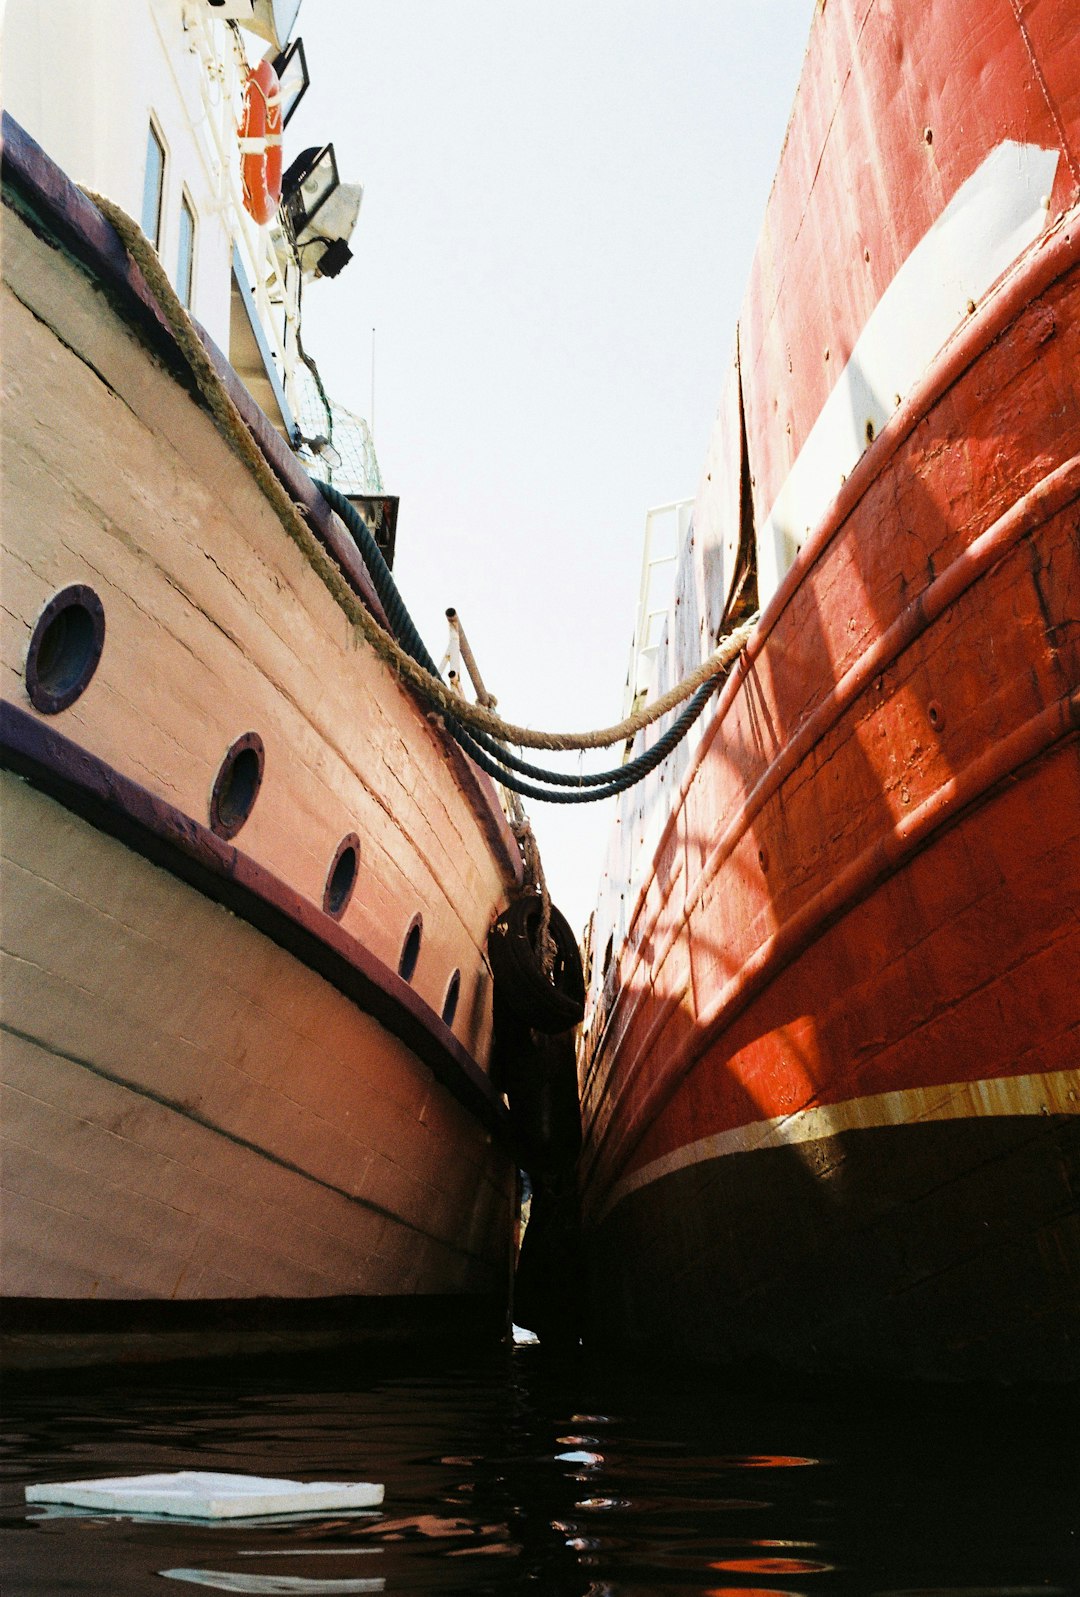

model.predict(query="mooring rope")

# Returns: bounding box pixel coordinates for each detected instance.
[313,478,757,798]
[82,190,754,807]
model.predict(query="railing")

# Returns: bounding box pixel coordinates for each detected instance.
[165,3,300,415]
[623,499,693,719]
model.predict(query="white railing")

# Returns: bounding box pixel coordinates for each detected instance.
[168,3,300,414]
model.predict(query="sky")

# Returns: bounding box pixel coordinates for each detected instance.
[290,1,814,933]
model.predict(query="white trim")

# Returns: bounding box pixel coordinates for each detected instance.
[593,1068,1080,1224]
[757,140,1061,602]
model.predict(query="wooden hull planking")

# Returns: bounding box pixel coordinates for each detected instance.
[1,120,519,1362]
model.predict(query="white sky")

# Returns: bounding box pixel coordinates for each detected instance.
[291,1,813,932]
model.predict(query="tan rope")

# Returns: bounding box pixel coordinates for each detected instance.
[83,190,756,754]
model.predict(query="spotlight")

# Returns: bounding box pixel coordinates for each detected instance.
[281,144,362,279]
[204,0,302,54]
[270,35,309,127]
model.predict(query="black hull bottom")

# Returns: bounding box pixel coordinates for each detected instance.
[1,1293,508,1370]
[584,1112,1080,1382]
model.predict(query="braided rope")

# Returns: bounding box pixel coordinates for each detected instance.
[82,190,754,758]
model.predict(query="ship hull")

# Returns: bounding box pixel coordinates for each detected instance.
[1,772,512,1369]
[580,0,1080,1381]
[1,119,520,1365]
[587,733,1080,1379]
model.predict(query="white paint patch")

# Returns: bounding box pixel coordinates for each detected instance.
[757,140,1061,602]
[594,1067,1079,1224]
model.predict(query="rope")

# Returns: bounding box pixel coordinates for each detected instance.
[312,483,754,760]
[314,481,754,800]
[444,676,726,803]
[81,189,755,807]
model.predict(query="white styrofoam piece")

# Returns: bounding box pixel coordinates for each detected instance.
[160,1572,385,1593]
[25,1471,384,1520]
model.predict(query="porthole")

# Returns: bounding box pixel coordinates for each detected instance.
[25,585,105,714]
[399,914,422,983]
[442,969,461,1028]
[324,832,360,919]
[209,732,264,839]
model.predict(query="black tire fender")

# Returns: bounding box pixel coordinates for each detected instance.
[488,897,585,1034]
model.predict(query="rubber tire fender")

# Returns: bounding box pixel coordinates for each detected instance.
[488,897,585,1034]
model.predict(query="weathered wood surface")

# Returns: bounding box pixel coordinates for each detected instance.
[1,775,513,1303]
[0,208,509,1055]
[0,157,522,1333]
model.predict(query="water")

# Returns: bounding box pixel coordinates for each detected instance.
[1,1345,1076,1595]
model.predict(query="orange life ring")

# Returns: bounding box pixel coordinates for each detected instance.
[239,59,283,225]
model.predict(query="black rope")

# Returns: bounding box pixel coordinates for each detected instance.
[313,478,728,804]
[447,679,720,803]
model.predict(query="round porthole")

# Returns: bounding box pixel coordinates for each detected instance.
[25,585,106,714]
[399,914,422,983]
[209,732,264,839]
[324,833,360,919]
[442,969,461,1028]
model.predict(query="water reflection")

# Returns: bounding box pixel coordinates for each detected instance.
[1,1347,1076,1596]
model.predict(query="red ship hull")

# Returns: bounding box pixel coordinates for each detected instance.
[579,0,1080,1380]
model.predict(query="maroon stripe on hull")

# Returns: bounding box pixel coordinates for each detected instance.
[0,700,510,1140]
[585,1113,1080,1382]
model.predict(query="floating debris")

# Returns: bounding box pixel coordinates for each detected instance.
[25,1472,384,1521]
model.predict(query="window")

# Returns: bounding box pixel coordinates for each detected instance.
[399,916,422,983]
[25,586,106,715]
[209,733,265,840]
[441,970,461,1028]
[141,122,165,248]
[177,194,195,308]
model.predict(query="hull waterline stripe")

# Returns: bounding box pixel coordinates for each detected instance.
[591,1068,1080,1226]
[0,701,510,1140]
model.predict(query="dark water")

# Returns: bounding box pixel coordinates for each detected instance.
[2,1344,1077,1596]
